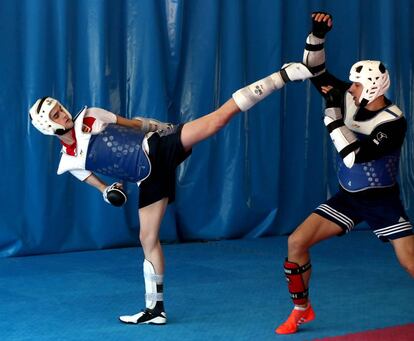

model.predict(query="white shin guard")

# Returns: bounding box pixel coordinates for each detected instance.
[143,259,164,310]
[232,63,313,112]
[232,72,285,112]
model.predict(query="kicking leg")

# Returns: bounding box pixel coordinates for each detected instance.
[180,62,314,151]
[119,198,169,325]
[180,98,240,151]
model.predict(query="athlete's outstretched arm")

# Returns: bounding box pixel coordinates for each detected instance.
[116,115,173,134]
[115,116,147,131]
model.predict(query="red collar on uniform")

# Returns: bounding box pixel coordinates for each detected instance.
[59,129,77,156]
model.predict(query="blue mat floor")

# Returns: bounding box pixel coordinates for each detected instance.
[1,231,413,341]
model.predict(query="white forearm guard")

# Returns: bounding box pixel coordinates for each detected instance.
[324,107,360,168]
[303,33,326,76]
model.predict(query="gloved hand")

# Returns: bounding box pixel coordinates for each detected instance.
[311,12,332,38]
[103,182,127,207]
[133,117,176,136]
[324,88,343,108]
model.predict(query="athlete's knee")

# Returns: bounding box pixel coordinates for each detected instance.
[139,229,158,249]
[395,241,414,277]
[287,232,309,256]
[401,261,414,278]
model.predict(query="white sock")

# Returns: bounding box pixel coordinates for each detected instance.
[294,303,309,311]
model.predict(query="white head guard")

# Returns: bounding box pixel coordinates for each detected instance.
[29,97,72,135]
[349,60,390,106]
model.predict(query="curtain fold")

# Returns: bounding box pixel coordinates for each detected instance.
[0,0,412,256]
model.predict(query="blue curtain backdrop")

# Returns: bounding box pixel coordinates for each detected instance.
[0,0,413,256]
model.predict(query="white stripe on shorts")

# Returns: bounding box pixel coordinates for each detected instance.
[374,222,413,237]
[317,204,354,231]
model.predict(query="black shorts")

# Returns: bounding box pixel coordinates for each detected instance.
[139,124,191,208]
[314,188,413,242]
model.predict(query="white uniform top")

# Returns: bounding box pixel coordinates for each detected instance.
[343,92,403,135]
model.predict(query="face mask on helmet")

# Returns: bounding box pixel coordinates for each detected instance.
[29,97,72,136]
[349,60,390,107]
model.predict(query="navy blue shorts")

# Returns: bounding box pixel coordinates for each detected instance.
[314,188,413,242]
[139,124,191,208]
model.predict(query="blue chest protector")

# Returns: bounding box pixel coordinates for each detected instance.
[85,124,151,183]
[337,97,403,192]
[337,135,400,192]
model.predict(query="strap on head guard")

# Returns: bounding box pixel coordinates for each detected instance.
[349,60,390,107]
[29,97,72,135]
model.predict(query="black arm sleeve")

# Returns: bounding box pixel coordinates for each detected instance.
[311,71,351,97]
[355,117,407,163]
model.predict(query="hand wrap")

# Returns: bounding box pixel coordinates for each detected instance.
[325,88,343,108]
